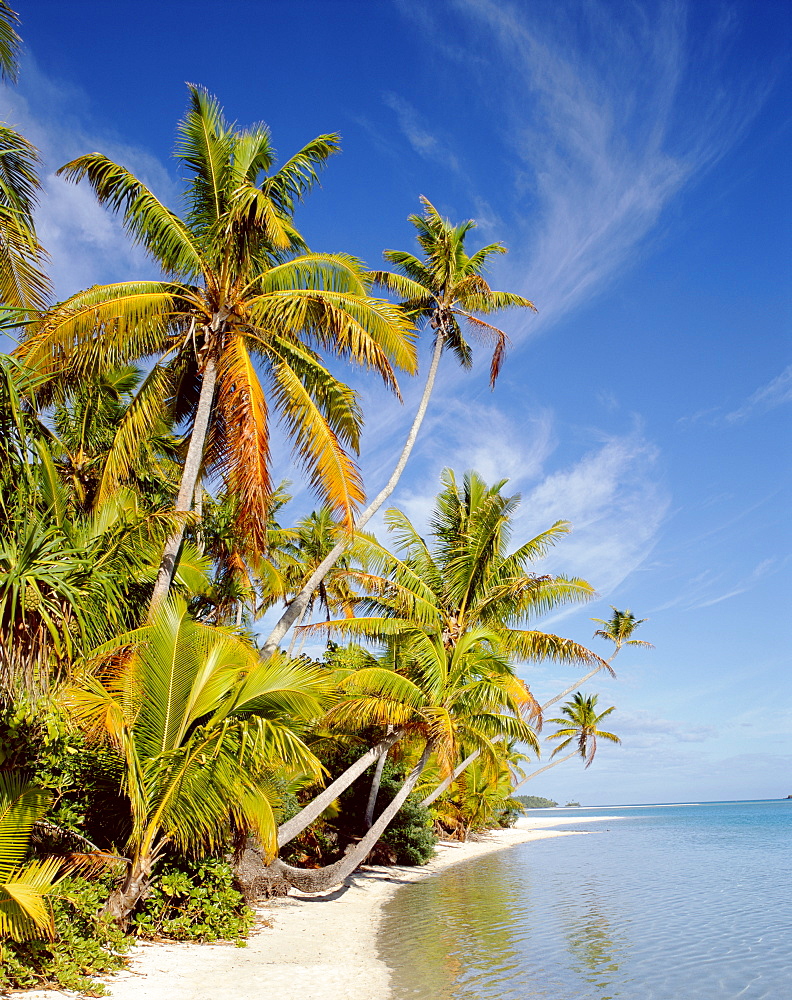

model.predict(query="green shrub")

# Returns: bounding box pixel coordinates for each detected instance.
[133,856,253,943]
[379,792,436,865]
[0,875,129,997]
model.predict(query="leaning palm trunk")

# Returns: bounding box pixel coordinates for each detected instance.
[149,354,218,611]
[510,750,578,793]
[261,332,445,658]
[277,728,403,848]
[539,650,617,713]
[268,742,432,894]
[420,748,479,807]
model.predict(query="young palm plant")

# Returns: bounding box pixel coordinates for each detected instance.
[0,773,65,944]
[15,85,416,608]
[262,197,536,656]
[66,596,330,924]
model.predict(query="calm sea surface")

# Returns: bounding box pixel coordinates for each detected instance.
[378,800,792,1000]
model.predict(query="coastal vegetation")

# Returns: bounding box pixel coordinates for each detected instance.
[0,3,651,991]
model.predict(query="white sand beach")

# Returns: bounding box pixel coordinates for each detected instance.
[20,816,613,1000]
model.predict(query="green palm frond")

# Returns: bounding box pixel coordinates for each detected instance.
[0,0,21,82]
[0,125,50,311]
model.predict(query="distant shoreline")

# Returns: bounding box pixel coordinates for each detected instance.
[21,818,606,1000]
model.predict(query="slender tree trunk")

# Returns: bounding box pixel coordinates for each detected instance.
[511,750,578,793]
[539,649,618,713]
[286,604,308,657]
[260,331,446,658]
[269,742,432,894]
[149,355,218,613]
[277,728,404,849]
[364,740,390,829]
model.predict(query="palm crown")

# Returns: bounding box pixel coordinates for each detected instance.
[372,196,535,386]
[332,469,606,669]
[592,606,654,652]
[547,692,621,768]
[16,86,416,548]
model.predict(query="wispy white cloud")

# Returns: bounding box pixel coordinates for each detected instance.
[1,58,176,304]
[383,92,461,173]
[399,0,770,335]
[724,363,792,423]
[654,554,785,612]
[520,429,670,596]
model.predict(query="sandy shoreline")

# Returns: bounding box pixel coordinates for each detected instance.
[18,816,610,1000]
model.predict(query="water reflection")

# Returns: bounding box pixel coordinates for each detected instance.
[381,804,792,1000]
[562,894,628,999]
[382,852,564,999]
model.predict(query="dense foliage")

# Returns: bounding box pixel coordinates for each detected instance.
[0,875,129,996]
[133,856,253,943]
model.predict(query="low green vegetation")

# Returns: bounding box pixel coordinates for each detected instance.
[0,3,650,990]
[516,795,559,809]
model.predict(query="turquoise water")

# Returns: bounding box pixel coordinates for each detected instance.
[379,800,792,999]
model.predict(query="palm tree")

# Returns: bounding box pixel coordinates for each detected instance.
[0,1,20,81]
[546,692,620,768]
[541,606,653,713]
[425,606,651,803]
[271,469,603,873]
[66,596,329,924]
[261,197,536,656]
[49,366,181,514]
[15,86,415,609]
[270,634,538,892]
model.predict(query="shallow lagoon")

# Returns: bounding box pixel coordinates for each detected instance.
[379,800,792,999]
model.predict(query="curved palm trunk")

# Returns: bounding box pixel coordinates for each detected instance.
[277,728,403,848]
[539,649,618,713]
[364,742,390,830]
[511,750,578,794]
[270,742,432,894]
[149,355,217,612]
[260,332,445,658]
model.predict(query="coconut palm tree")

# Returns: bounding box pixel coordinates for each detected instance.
[540,606,653,713]
[66,596,330,924]
[261,197,536,656]
[424,607,651,803]
[269,632,538,893]
[546,692,620,768]
[273,469,603,863]
[15,86,415,609]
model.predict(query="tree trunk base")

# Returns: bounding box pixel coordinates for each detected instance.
[234,842,292,901]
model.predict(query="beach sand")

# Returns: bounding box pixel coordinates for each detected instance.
[19,816,609,1000]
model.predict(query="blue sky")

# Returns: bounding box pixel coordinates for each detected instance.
[4,0,790,804]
